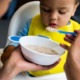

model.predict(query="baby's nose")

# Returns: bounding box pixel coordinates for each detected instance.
[49,11,58,21]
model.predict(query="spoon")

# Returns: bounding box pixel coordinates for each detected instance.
[9,28,76,43]
[46,27,76,36]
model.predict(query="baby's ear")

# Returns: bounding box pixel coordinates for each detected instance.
[71,3,79,16]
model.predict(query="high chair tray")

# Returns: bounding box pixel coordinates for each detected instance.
[13,72,67,80]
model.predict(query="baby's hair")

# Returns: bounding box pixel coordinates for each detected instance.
[39,0,79,4]
[75,0,79,4]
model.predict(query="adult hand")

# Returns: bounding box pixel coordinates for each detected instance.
[61,30,80,80]
[60,30,78,50]
[0,0,11,18]
[0,46,59,80]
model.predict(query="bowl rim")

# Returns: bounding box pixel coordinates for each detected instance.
[19,36,64,56]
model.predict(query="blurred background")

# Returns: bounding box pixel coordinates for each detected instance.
[0,0,38,48]
[0,20,9,48]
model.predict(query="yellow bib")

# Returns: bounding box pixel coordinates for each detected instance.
[28,14,80,76]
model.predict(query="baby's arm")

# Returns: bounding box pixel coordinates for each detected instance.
[1,45,16,63]
[1,19,31,63]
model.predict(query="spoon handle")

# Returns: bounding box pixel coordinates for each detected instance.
[58,30,76,36]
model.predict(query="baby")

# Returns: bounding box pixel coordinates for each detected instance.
[1,0,80,77]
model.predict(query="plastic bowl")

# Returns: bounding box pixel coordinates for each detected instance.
[19,36,65,66]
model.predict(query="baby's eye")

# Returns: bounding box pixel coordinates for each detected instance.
[41,8,51,13]
[59,11,66,14]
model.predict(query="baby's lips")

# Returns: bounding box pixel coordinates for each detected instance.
[49,23,57,28]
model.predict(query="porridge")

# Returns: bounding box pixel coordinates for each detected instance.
[25,45,57,55]
[46,27,56,32]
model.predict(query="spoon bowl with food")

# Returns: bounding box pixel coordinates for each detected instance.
[46,27,76,35]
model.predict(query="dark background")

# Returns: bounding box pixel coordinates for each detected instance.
[0,20,10,48]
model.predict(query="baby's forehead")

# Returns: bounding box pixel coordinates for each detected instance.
[40,0,76,4]
[40,0,77,9]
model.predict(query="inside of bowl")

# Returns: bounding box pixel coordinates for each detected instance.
[19,36,65,55]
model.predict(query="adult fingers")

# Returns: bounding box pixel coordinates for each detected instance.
[64,34,76,43]
[60,44,69,50]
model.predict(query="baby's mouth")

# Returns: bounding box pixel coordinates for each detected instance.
[49,23,58,28]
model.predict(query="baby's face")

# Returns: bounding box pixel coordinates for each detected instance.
[40,0,78,29]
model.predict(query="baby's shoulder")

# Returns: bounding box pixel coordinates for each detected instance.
[70,19,80,29]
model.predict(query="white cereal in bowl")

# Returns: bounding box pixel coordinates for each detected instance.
[25,45,58,55]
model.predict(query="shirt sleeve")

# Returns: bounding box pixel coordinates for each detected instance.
[8,19,32,47]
